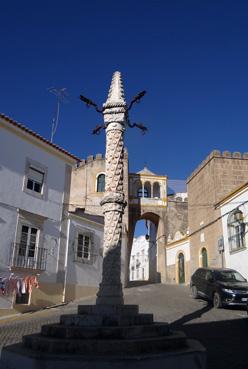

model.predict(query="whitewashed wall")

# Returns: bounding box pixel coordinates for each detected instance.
[220,188,248,280]
[66,216,103,287]
[129,235,149,281]
[0,125,72,284]
[166,239,190,266]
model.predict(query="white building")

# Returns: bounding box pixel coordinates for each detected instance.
[0,113,104,313]
[166,232,190,284]
[217,182,248,280]
[129,235,149,281]
[65,209,103,301]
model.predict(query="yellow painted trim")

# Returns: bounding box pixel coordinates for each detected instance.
[166,236,189,248]
[215,181,248,208]
[129,173,167,179]
[175,250,186,284]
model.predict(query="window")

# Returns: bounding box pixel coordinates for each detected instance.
[97,174,105,192]
[26,167,44,193]
[19,225,38,258]
[12,224,43,269]
[24,160,47,198]
[227,209,246,252]
[144,182,151,198]
[137,188,148,198]
[153,182,160,198]
[75,232,93,262]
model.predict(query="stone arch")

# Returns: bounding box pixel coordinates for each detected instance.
[127,210,166,285]
[144,182,151,198]
[153,182,160,198]
[134,180,142,197]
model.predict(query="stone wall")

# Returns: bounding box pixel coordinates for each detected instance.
[187,150,248,275]
[166,197,188,240]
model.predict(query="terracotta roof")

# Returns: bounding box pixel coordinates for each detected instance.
[0,113,81,162]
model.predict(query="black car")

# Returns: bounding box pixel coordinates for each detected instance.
[190,267,248,308]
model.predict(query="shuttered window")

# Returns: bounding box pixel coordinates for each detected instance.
[26,167,44,193]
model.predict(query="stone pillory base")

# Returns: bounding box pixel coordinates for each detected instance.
[0,72,206,369]
[1,303,205,369]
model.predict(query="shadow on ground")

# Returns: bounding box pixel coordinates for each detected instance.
[171,305,248,369]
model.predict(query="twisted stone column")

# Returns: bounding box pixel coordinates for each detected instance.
[96,71,127,305]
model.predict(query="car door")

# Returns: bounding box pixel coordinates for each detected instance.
[205,270,215,299]
[196,269,207,296]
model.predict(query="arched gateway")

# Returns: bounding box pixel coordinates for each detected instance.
[70,159,188,287]
[127,167,167,284]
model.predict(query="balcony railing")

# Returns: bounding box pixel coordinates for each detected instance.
[10,243,47,271]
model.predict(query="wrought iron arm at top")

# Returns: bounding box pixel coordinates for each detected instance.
[127,120,148,134]
[79,94,103,113]
[127,90,147,111]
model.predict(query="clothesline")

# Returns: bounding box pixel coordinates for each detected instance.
[0,273,39,297]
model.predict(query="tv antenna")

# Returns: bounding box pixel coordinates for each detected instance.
[48,87,68,142]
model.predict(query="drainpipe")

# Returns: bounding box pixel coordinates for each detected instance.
[62,217,70,303]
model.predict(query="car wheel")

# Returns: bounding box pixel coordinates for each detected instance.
[191,285,199,299]
[213,292,222,308]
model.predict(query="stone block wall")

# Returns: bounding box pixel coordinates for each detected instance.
[187,150,248,274]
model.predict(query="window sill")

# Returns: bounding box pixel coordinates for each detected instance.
[23,187,44,200]
[230,247,246,255]
[74,258,93,265]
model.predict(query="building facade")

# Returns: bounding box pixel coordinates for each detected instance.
[129,235,149,281]
[0,114,104,314]
[187,150,248,280]
[217,182,248,280]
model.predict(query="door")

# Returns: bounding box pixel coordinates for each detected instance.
[18,225,39,268]
[178,253,185,284]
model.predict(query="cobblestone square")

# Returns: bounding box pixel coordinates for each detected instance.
[0,284,247,369]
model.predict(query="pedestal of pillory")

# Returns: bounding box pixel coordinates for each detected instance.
[0,72,206,369]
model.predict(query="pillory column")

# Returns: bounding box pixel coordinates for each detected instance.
[96,71,127,305]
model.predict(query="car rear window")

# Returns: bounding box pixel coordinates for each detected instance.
[215,270,246,282]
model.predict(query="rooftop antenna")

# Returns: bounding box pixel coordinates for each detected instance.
[48,87,68,142]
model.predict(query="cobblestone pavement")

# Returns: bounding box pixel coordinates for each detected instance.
[0,284,248,369]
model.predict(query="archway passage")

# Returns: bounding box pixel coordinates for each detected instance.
[178,253,185,284]
[129,220,149,283]
[128,212,163,285]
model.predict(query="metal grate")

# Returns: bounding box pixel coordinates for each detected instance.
[9,243,47,271]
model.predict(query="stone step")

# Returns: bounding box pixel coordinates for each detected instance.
[78,304,139,316]
[23,330,186,355]
[41,322,170,340]
[60,313,154,327]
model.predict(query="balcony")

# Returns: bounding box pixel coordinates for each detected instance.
[10,243,47,271]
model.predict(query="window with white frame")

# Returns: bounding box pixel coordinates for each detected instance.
[227,208,246,252]
[24,160,47,197]
[26,167,44,193]
[19,225,39,258]
[12,211,47,270]
[75,232,93,262]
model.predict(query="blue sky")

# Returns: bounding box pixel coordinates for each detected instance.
[1,0,248,183]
